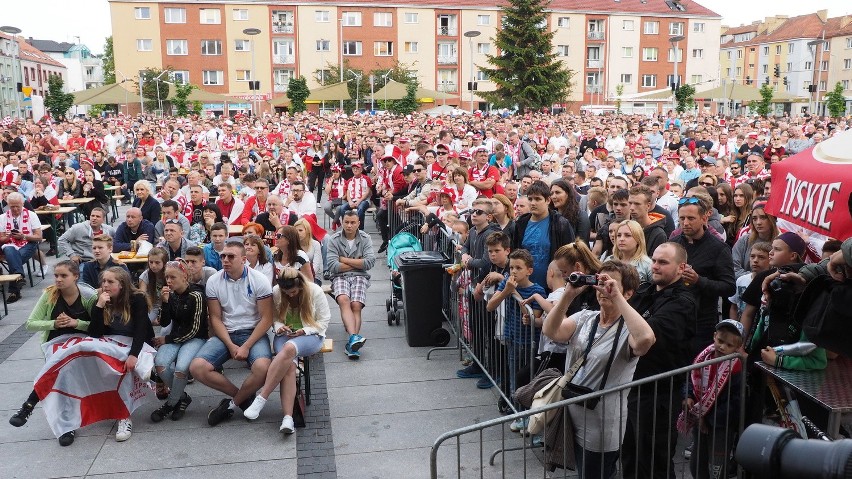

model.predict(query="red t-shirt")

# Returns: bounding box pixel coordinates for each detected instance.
[467,164,500,198]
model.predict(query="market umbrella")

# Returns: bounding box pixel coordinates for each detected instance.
[765,129,852,239]
[635,83,806,102]
[71,83,136,105]
[306,81,351,102]
[163,83,233,103]
[369,80,454,101]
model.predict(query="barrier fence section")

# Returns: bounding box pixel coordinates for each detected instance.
[430,353,748,479]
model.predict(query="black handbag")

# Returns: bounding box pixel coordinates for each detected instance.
[561,317,625,410]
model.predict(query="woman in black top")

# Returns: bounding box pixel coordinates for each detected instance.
[81,169,109,217]
[58,168,82,199]
[132,180,162,225]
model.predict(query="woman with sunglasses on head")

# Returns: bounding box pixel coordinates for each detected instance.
[274,225,314,283]
[243,268,330,434]
[244,235,274,286]
[150,259,208,423]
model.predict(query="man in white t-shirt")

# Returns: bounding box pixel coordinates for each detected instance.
[0,193,42,302]
[190,241,274,426]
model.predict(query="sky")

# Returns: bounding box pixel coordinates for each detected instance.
[1,0,848,56]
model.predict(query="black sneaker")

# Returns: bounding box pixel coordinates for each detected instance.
[207,398,234,426]
[150,402,174,423]
[9,401,35,427]
[378,242,388,254]
[237,394,256,412]
[58,430,75,446]
[171,393,192,421]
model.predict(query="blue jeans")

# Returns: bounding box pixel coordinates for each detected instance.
[337,200,370,230]
[573,443,620,479]
[195,329,273,368]
[3,242,37,293]
[155,338,206,384]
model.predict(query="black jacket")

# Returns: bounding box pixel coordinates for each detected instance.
[133,195,162,225]
[672,228,736,327]
[512,210,576,262]
[462,222,502,285]
[630,279,697,380]
[160,283,208,344]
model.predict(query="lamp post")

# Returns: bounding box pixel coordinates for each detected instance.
[243,28,261,117]
[806,40,821,115]
[338,18,344,110]
[347,69,362,111]
[464,30,481,112]
[382,71,391,110]
[669,35,685,112]
[0,26,22,118]
[153,70,170,115]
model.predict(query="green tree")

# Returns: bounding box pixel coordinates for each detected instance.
[102,36,115,85]
[390,82,420,115]
[172,82,196,117]
[675,83,696,114]
[191,100,203,116]
[135,67,170,112]
[480,0,574,112]
[44,75,75,120]
[286,76,310,113]
[615,84,624,114]
[755,84,774,117]
[825,82,847,118]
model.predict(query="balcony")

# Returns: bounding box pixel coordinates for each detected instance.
[439,82,457,93]
[437,26,458,36]
[587,31,605,41]
[587,59,602,68]
[437,55,458,65]
[585,84,602,93]
[274,83,289,93]
[272,23,294,34]
[273,55,295,64]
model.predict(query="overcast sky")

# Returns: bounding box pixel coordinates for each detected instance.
[2,0,849,56]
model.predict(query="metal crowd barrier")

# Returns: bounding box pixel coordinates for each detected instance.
[430,353,748,479]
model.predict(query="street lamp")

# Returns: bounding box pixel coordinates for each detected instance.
[807,39,821,115]
[382,71,392,109]
[0,26,22,118]
[243,28,261,117]
[669,35,685,111]
[464,30,481,112]
[116,69,130,115]
[347,69,362,112]
[338,18,344,110]
[153,70,170,115]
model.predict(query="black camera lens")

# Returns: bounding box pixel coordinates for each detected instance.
[736,424,852,478]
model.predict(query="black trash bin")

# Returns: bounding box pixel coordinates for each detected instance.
[394,251,451,347]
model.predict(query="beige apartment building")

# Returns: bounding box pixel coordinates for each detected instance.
[109,0,721,114]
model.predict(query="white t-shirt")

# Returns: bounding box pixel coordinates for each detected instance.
[206,266,273,332]
[0,209,42,250]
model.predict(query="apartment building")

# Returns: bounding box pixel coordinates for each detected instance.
[825,16,852,115]
[0,33,67,119]
[109,0,720,114]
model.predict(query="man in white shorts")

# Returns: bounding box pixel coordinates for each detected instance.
[326,210,376,359]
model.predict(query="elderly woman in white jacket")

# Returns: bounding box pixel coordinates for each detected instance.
[242,267,330,434]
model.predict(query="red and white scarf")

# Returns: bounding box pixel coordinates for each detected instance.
[676,345,740,435]
[346,176,369,201]
[5,208,32,248]
[274,179,292,198]
[329,178,345,200]
[469,164,491,182]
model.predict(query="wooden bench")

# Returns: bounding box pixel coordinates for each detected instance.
[0,273,23,317]
[301,338,333,405]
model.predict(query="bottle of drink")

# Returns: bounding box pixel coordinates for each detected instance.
[774,342,817,357]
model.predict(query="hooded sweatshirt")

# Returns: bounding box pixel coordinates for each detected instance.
[643,212,668,256]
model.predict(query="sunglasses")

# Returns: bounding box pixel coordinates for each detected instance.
[219,252,239,260]
[437,152,448,156]
[678,197,701,206]
[471,208,488,216]
[413,168,424,172]
[699,182,715,187]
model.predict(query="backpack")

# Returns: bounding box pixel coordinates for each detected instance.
[795,274,852,358]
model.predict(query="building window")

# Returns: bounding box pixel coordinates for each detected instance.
[762,64,768,74]
[693,22,705,32]
[644,21,659,34]
[622,20,634,31]
[233,9,248,21]
[404,41,418,53]
[666,74,682,87]
[374,12,392,27]
[736,66,742,76]
[438,69,457,92]
[805,61,812,70]
[316,40,330,52]
[315,10,330,22]
[134,7,150,20]
[342,12,361,26]
[171,71,189,84]
[314,69,330,83]
[642,74,656,87]
[556,45,569,56]
[199,9,221,24]
[737,50,742,59]
[788,43,794,53]
[404,12,419,24]
[236,70,252,81]
[202,70,223,86]
[557,17,570,28]
[668,48,682,62]
[726,68,731,77]
[669,22,683,36]
[622,46,633,58]
[763,46,769,55]
[164,8,186,24]
[643,47,658,61]
[343,41,362,55]
[691,74,703,84]
[823,41,830,51]
[727,51,732,59]
[275,69,296,89]
[819,80,827,90]
[844,59,852,70]
[201,40,222,56]
[787,62,793,72]
[474,14,489,26]
[166,40,188,55]
[620,74,632,84]
[842,79,850,90]
[775,45,781,54]
[821,60,829,71]
[136,39,152,52]
[374,41,393,56]
[476,70,489,81]
[234,39,251,52]
[477,43,490,54]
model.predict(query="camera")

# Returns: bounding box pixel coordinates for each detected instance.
[568,273,598,287]
[735,424,852,478]
[769,266,793,293]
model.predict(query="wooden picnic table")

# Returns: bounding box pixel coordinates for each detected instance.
[58,198,95,205]
[110,253,150,265]
[35,206,77,252]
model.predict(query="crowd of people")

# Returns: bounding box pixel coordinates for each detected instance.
[0,108,850,477]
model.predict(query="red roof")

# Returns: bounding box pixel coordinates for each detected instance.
[759,13,826,43]
[825,16,852,39]
[0,33,65,69]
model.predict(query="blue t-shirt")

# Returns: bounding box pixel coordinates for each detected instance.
[522,216,551,289]
[497,279,545,345]
[489,153,512,170]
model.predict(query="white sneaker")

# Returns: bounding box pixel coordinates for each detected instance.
[243,396,267,420]
[279,415,295,434]
[116,418,132,442]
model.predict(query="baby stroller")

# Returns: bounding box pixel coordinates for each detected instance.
[385,232,422,325]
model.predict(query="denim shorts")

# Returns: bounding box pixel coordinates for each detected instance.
[273,333,324,358]
[195,329,273,368]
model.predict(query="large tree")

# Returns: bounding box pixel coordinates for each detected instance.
[755,84,774,117]
[172,82,196,117]
[102,36,115,85]
[44,75,75,120]
[286,76,310,113]
[480,0,574,112]
[825,82,847,118]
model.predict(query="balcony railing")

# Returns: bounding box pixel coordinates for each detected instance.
[272,54,295,64]
[272,23,294,34]
[439,82,457,92]
[438,26,458,36]
[587,31,605,40]
[274,83,289,93]
[587,59,602,68]
[437,55,458,64]
[585,85,602,93]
